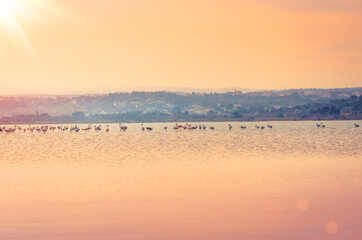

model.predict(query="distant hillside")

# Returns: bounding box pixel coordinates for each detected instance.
[0,87,360,117]
[1,95,361,124]
[0,87,361,123]
[276,87,362,95]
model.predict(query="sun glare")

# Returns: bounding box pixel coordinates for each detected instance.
[0,0,18,21]
[0,0,33,55]
[0,0,71,58]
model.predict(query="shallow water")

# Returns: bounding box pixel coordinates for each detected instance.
[0,121,361,240]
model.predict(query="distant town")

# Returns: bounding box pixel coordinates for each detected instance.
[0,88,361,124]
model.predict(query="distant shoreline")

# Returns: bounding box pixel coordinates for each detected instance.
[1,117,361,125]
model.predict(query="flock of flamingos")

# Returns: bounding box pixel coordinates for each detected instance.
[0,122,359,134]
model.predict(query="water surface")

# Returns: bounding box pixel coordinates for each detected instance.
[0,121,361,240]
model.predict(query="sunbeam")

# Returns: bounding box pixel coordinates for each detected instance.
[0,0,74,58]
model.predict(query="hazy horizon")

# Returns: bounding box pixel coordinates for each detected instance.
[1,86,362,96]
[1,86,262,96]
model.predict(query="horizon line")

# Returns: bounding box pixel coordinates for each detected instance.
[1,86,362,96]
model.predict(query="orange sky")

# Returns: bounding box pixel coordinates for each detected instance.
[0,0,361,94]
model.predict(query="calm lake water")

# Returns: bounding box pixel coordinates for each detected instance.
[0,121,361,240]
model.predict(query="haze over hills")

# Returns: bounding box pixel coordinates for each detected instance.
[3,86,362,97]
[0,87,361,123]
[0,87,262,97]
[112,87,264,94]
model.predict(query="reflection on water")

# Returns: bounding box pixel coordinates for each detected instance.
[0,121,361,240]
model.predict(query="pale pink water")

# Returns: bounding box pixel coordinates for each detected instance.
[0,121,361,240]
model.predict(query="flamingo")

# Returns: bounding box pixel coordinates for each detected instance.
[140,123,153,130]
[5,128,15,133]
[185,124,197,130]
[119,123,128,131]
[174,121,184,129]
[70,125,80,132]
[82,125,92,131]
[174,120,182,129]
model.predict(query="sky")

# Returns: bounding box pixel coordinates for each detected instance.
[0,0,361,94]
